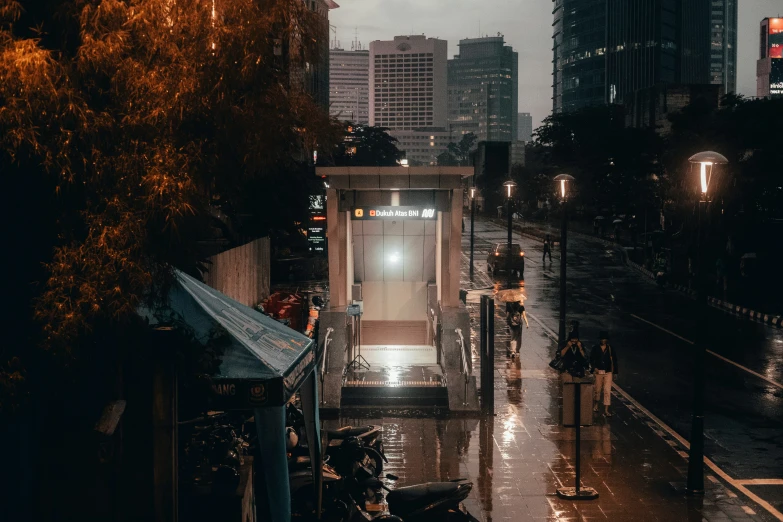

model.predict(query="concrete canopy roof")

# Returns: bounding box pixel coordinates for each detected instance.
[316,166,473,190]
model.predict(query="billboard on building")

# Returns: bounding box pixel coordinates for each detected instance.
[769,18,783,59]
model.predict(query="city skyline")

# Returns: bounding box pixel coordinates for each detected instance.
[330,0,781,131]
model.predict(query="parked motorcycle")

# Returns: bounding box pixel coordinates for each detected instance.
[363,477,476,521]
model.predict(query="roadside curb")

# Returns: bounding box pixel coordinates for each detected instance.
[706,297,783,328]
[626,259,782,328]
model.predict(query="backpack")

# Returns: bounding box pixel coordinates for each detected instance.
[510,312,522,327]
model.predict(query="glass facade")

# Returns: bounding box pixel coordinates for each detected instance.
[709,0,737,93]
[447,36,519,142]
[552,0,607,113]
[553,0,717,112]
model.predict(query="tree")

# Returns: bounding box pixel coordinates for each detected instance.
[1,0,339,407]
[446,132,477,166]
[331,124,403,166]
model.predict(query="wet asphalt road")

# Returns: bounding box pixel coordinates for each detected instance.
[467,217,783,505]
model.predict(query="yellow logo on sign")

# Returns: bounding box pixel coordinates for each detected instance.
[354,209,364,217]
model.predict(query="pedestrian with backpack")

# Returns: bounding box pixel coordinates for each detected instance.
[590,330,618,416]
[505,299,529,358]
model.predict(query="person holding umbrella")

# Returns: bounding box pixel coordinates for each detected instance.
[590,330,618,416]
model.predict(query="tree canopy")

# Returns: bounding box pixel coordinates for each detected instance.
[330,124,403,166]
[1,0,340,409]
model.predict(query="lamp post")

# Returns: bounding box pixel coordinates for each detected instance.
[554,174,574,345]
[686,151,727,495]
[503,180,517,289]
[469,186,477,281]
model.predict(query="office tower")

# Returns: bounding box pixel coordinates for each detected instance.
[757,18,783,99]
[552,0,607,113]
[369,35,449,164]
[369,35,448,129]
[301,0,337,110]
[447,36,519,142]
[710,0,738,93]
[553,0,715,112]
[329,49,370,124]
[517,112,533,143]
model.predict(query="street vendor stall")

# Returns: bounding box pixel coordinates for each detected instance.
[141,270,323,522]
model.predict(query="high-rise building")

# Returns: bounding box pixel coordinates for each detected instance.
[369,35,448,129]
[709,0,738,93]
[329,49,370,124]
[447,36,518,142]
[553,0,719,112]
[552,0,607,113]
[517,113,533,143]
[302,0,338,110]
[369,35,449,164]
[757,18,783,99]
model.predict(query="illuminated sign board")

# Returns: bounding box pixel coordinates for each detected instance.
[770,59,783,96]
[770,18,783,59]
[308,195,326,253]
[352,206,437,220]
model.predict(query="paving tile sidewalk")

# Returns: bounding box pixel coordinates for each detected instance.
[457,255,776,521]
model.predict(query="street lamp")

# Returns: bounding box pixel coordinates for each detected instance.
[469,186,477,281]
[686,151,727,495]
[553,174,574,345]
[502,180,517,289]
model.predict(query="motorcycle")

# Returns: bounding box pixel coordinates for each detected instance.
[290,459,404,522]
[287,404,388,477]
[363,477,476,522]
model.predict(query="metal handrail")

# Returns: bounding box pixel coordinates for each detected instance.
[455,328,471,405]
[322,327,334,381]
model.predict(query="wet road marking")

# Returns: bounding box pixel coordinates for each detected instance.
[612,383,783,521]
[743,506,758,515]
[629,314,783,390]
[737,479,783,486]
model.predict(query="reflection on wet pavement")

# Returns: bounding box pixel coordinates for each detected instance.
[326,219,777,521]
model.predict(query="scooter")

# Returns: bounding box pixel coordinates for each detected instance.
[287,404,388,476]
[363,477,476,522]
[290,459,405,522]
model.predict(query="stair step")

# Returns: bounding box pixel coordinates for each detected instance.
[341,385,448,408]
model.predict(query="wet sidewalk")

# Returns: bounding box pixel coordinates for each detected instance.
[327,248,777,522]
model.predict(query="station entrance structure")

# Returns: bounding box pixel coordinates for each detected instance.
[316,166,479,413]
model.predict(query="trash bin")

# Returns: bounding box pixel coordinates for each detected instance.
[562,376,594,427]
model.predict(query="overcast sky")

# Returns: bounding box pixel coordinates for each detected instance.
[330,0,782,131]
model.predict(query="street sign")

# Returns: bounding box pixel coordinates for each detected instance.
[352,206,437,220]
[347,304,362,317]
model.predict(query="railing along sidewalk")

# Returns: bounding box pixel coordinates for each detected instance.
[455,328,471,406]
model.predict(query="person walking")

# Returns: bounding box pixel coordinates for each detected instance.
[590,330,618,416]
[505,299,529,358]
[542,234,553,264]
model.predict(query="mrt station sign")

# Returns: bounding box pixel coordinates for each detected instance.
[352,206,437,220]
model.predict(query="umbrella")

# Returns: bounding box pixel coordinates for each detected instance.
[495,288,526,303]
[613,218,623,224]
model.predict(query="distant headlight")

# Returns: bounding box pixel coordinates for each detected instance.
[520,252,525,257]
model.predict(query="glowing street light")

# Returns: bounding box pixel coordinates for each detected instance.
[688,151,728,199]
[686,151,727,496]
[553,174,575,345]
[502,180,517,288]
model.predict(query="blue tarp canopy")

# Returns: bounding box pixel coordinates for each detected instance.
[141,270,316,408]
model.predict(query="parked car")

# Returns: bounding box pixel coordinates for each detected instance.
[487,243,525,278]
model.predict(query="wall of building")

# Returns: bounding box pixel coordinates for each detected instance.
[447,36,518,142]
[360,281,428,321]
[202,237,271,307]
[390,128,452,165]
[369,35,448,129]
[329,49,370,123]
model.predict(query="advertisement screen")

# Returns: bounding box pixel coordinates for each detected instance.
[770,59,783,96]
[770,18,783,59]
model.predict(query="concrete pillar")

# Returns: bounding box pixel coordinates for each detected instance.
[326,189,347,307]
